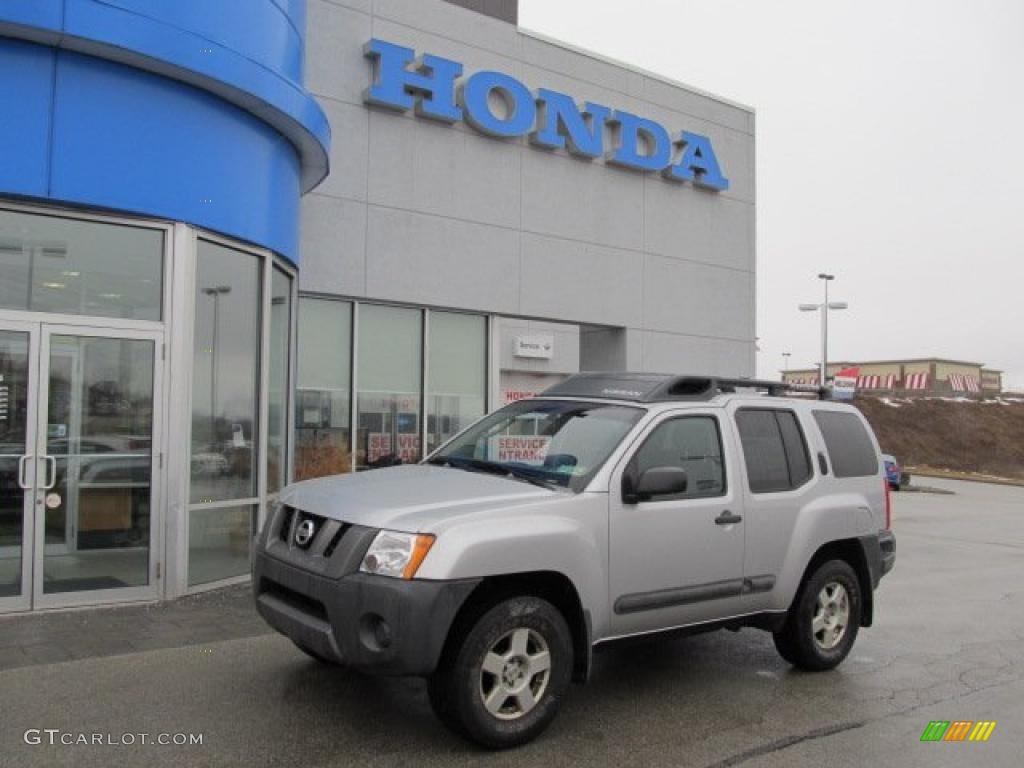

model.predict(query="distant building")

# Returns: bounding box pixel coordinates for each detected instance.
[782,359,1002,394]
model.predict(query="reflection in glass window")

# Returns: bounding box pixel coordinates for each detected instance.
[632,417,725,499]
[427,312,486,453]
[267,269,292,494]
[43,336,155,591]
[295,299,352,480]
[189,241,261,503]
[431,400,643,492]
[0,209,163,321]
[188,504,255,586]
[356,305,422,470]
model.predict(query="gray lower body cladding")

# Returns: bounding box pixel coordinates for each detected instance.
[253,550,480,676]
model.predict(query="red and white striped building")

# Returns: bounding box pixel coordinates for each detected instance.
[781,358,1001,395]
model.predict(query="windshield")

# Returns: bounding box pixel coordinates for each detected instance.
[429,399,645,492]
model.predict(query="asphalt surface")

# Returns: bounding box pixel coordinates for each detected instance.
[1,478,1022,767]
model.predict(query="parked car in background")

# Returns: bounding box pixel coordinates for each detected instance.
[882,454,909,490]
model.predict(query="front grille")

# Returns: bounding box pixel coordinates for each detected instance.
[263,504,375,578]
[275,506,352,559]
[323,524,351,558]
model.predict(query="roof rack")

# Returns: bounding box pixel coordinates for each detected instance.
[540,372,829,402]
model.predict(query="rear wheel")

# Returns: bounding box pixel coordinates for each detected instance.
[773,559,861,671]
[428,596,572,749]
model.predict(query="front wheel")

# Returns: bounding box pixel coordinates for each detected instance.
[428,596,573,749]
[773,559,862,671]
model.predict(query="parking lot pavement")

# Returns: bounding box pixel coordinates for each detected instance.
[1,478,1022,767]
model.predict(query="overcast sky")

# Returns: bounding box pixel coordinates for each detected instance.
[520,0,1024,390]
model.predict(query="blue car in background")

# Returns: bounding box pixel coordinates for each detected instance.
[882,454,908,490]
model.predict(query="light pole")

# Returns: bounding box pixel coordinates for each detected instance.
[782,352,791,378]
[202,285,232,441]
[799,274,847,385]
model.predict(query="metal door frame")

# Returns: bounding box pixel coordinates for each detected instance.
[0,319,40,613]
[30,323,165,610]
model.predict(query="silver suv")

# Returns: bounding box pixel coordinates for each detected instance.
[253,373,896,748]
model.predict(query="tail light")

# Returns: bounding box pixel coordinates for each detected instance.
[884,477,892,529]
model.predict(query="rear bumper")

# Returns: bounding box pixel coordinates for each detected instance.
[879,529,896,577]
[253,549,479,676]
[860,530,896,589]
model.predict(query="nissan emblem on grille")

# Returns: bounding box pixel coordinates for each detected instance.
[294,519,316,548]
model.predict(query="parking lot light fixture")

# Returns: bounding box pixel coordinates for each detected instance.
[798,274,847,385]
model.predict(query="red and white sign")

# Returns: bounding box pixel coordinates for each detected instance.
[367,433,421,463]
[502,389,538,405]
[494,436,550,463]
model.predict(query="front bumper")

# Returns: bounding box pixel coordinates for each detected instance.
[253,548,479,676]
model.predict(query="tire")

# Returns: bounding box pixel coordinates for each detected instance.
[292,640,339,665]
[428,596,573,749]
[773,559,861,671]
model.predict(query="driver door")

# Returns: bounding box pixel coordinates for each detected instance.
[608,411,746,636]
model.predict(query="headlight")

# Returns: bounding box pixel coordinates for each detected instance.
[360,531,436,579]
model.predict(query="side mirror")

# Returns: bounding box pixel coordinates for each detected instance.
[623,466,688,504]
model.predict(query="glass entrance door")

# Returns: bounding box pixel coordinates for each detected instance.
[32,326,163,607]
[0,322,39,612]
[0,319,163,611]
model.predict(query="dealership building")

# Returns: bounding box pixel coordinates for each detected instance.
[0,0,756,611]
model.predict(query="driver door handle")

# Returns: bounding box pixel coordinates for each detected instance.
[715,511,743,526]
[18,455,34,490]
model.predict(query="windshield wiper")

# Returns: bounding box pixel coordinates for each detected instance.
[428,456,559,490]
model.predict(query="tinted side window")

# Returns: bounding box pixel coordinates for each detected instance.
[735,411,791,493]
[777,412,812,486]
[736,409,814,493]
[813,410,879,478]
[632,416,725,499]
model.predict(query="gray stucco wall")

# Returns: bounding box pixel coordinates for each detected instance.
[301,0,756,377]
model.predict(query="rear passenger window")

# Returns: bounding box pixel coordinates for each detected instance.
[736,409,813,493]
[631,416,726,499]
[812,410,879,478]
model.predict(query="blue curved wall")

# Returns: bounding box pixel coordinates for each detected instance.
[0,0,331,263]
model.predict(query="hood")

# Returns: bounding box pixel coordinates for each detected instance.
[278,464,556,532]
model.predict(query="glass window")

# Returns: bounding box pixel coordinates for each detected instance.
[295,299,352,480]
[189,241,261,503]
[43,336,155,592]
[430,399,644,492]
[267,268,292,494]
[188,504,256,586]
[427,312,486,453]
[0,331,31,598]
[0,209,163,321]
[631,417,725,499]
[736,410,792,493]
[777,411,812,486]
[356,305,422,470]
[813,410,879,478]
